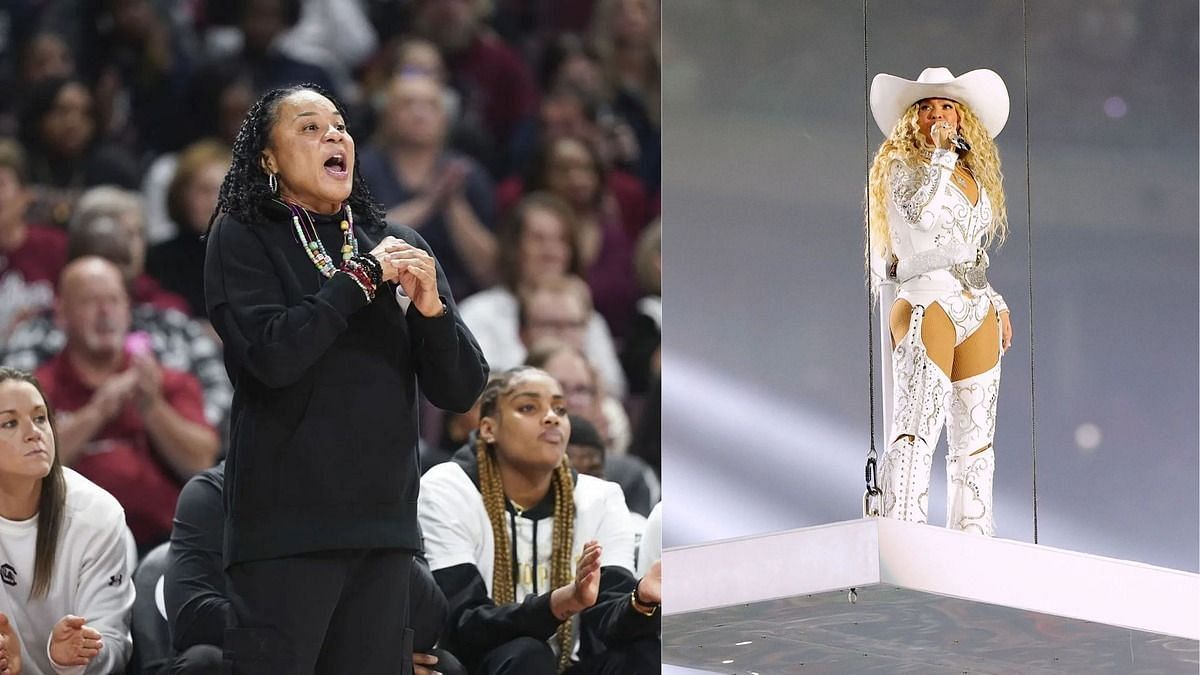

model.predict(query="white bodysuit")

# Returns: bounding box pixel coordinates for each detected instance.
[886,148,1007,344]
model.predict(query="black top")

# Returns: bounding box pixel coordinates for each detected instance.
[165,461,453,654]
[147,233,207,319]
[165,463,229,652]
[204,202,489,565]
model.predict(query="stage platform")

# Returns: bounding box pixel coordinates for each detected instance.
[663,518,1199,674]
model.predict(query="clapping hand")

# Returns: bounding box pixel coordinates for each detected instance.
[131,353,165,411]
[0,612,22,675]
[573,540,603,609]
[413,651,441,675]
[48,616,102,668]
[638,559,661,605]
[90,369,138,422]
[551,539,603,621]
[429,161,469,208]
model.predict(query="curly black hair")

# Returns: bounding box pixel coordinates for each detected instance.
[210,83,386,231]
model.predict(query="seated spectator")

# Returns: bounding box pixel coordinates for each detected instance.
[164,465,228,674]
[391,36,500,175]
[503,33,653,195]
[194,0,337,98]
[166,460,466,675]
[145,67,252,244]
[272,0,379,97]
[177,62,255,164]
[429,378,493,472]
[0,30,76,136]
[589,0,661,193]
[35,257,219,551]
[526,340,661,518]
[18,32,76,84]
[76,0,199,156]
[522,134,640,338]
[0,367,134,675]
[497,86,653,241]
[524,338,625,454]
[0,139,67,344]
[411,0,539,171]
[489,0,598,50]
[146,140,232,319]
[360,72,498,298]
[620,219,660,396]
[520,275,627,398]
[419,367,660,674]
[564,413,606,480]
[18,76,141,227]
[71,185,191,315]
[2,197,234,431]
[628,375,660,478]
[459,193,626,397]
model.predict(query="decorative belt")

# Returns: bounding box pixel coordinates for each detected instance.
[891,243,990,290]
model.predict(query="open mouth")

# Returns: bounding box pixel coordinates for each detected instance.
[323,154,348,177]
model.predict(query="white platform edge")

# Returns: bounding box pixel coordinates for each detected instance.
[664,519,883,615]
[663,518,1200,640]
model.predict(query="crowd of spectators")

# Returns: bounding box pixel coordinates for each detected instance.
[0,0,660,672]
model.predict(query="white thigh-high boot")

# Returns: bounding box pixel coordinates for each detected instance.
[881,305,951,524]
[945,360,1001,535]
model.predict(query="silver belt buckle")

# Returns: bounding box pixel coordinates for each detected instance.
[951,249,989,291]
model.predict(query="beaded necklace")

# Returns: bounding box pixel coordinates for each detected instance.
[286,201,357,277]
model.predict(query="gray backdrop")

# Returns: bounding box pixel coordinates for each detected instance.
[661,0,1199,573]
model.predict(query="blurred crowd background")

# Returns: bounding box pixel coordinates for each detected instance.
[0,0,662,556]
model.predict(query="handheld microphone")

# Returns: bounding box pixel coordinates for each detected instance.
[951,133,971,155]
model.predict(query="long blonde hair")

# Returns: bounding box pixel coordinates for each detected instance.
[865,100,1008,262]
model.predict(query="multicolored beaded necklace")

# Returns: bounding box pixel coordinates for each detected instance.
[285,201,357,278]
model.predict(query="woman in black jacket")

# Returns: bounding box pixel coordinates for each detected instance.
[204,83,488,674]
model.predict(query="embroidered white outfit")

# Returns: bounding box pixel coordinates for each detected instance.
[877,148,1004,536]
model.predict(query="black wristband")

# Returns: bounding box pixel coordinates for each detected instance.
[633,578,659,609]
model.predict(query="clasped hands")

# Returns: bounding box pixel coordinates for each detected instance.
[368,237,443,317]
[90,351,164,422]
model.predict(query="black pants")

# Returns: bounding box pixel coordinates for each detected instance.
[166,644,222,674]
[223,549,413,675]
[475,636,661,675]
[475,637,557,675]
[567,636,660,675]
[409,558,447,653]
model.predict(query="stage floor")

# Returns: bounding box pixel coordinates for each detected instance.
[663,518,1199,674]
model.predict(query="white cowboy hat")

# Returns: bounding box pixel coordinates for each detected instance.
[870,67,1010,138]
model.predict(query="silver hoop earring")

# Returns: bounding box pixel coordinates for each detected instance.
[268,172,279,194]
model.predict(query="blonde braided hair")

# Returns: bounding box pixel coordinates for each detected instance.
[477,368,578,672]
